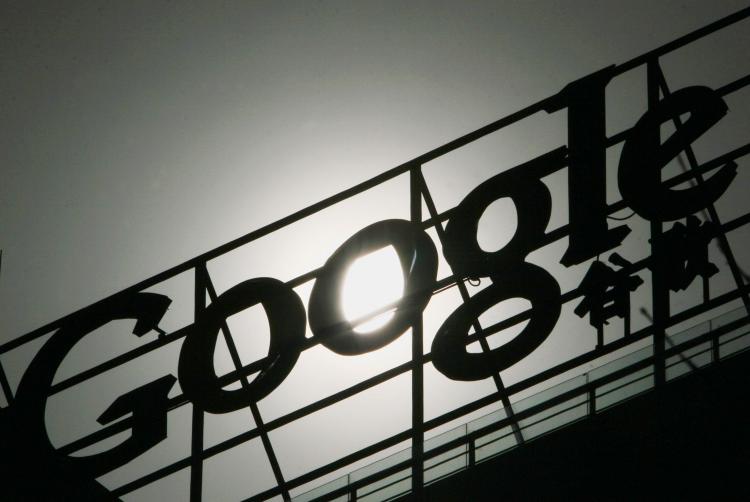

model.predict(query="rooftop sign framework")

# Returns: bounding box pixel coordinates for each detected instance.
[2,6,750,501]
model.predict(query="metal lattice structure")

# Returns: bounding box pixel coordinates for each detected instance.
[1,6,750,501]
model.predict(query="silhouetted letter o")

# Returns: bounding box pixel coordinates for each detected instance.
[431,263,561,381]
[309,219,438,355]
[178,278,306,414]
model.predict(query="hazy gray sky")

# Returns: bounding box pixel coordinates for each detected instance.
[1,2,749,500]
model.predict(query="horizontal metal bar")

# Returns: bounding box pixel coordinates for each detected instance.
[718,72,750,96]
[614,6,750,75]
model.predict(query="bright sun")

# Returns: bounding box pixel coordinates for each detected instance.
[341,246,405,333]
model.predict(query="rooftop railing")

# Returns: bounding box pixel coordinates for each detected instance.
[295,305,750,501]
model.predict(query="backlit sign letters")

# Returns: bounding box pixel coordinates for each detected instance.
[7,77,739,482]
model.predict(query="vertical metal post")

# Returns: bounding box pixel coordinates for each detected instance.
[202,269,291,501]
[190,265,207,502]
[647,60,668,388]
[349,473,358,502]
[410,166,425,500]
[190,406,204,502]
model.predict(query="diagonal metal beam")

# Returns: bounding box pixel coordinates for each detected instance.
[202,265,291,501]
[415,169,524,445]
[410,167,425,499]
[652,62,750,315]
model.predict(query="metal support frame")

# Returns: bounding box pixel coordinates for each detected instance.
[652,63,750,314]
[1,8,750,501]
[410,167,425,499]
[647,60,668,387]
[415,171,525,446]
[203,267,291,501]
[190,265,208,502]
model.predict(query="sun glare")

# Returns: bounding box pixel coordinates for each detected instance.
[341,246,405,333]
